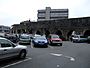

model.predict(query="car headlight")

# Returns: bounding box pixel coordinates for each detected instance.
[35,40,38,43]
[45,41,48,43]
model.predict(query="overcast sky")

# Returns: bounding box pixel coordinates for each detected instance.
[0,0,90,26]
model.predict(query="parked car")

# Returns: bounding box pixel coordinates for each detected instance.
[4,35,19,43]
[59,35,66,41]
[19,34,31,45]
[48,34,62,46]
[32,36,48,47]
[29,34,33,39]
[32,34,41,39]
[72,35,87,43]
[0,37,27,60]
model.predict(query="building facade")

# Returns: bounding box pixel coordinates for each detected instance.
[0,25,10,33]
[37,7,68,21]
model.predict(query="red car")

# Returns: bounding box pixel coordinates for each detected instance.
[48,34,62,46]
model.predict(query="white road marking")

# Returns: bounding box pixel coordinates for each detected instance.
[50,53,75,61]
[30,41,33,48]
[50,53,62,56]
[30,40,33,48]
[31,44,33,48]
[57,65,60,68]
[1,58,32,68]
[64,56,75,61]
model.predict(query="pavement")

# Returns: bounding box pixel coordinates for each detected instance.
[1,41,90,68]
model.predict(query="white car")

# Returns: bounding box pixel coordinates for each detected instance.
[0,37,27,60]
[19,34,31,44]
[72,35,87,43]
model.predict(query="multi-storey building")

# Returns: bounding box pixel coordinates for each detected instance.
[0,25,10,33]
[37,7,68,21]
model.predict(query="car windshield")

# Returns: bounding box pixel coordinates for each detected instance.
[74,36,79,38]
[0,39,7,44]
[80,36,87,38]
[35,37,46,40]
[20,35,30,39]
[52,35,59,38]
[0,39,14,45]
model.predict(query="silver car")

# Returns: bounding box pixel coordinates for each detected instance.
[19,34,31,44]
[72,35,87,43]
[0,37,27,60]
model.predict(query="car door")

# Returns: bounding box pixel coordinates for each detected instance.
[0,39,19,58]
[0,44,6,59]
[0,39,13,59]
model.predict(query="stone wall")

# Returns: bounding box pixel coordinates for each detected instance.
[12,17,90,40]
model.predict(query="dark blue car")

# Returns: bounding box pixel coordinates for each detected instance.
[32,36,48,47]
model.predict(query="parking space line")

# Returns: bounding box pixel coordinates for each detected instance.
[64,56,75,61]
[31,43,33,48]
[50,53,75,62]
[1,58,32,68]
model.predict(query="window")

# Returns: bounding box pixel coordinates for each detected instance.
[50,11,68,13]
[0,39,12,47]
[1,43,11,47]
[52,35,59,38]
[38,17,45,19]
[50,17,68,19]
[0,26,2,28]
[38,11,45,13]
[0,30,2,32]
[20,35,30,39]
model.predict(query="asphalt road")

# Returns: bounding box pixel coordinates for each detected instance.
[1,41,90,68]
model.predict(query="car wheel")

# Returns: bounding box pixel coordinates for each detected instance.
[72,41,75,43]
[33,44,36,47]
[45,45,48,48]
[18,50,26,59]
[60,43,62,46]
[50,42,53,46]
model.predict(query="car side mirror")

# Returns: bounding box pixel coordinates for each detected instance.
[12,44,16,47]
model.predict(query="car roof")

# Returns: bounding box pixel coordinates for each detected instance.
[50,34,59,37]
[74,35,80,36]
[21,34,30,36]
[0,37,7,40]
[35,36,46,39]
[0,37,14,44]
[50,34,56,35]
